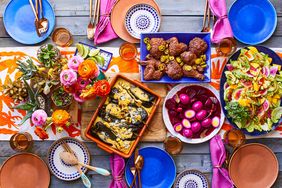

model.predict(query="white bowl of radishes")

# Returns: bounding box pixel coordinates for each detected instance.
[163,84,224,144]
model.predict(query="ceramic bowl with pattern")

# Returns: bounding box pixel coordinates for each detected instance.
[125,4,161,39]
[174,169,210,188]
[47,137,90,181]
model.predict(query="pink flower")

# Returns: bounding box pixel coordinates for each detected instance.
[31,109,48,126]
[73,91,85,103]
[76,77,90,90]
[60,69,77,86]
[68,55,84,71]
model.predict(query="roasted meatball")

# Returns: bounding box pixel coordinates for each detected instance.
[167,37,187,56]
[143,65,164,80]
[188,37,208,57]
[166,60,183,80]
[180,51,197,65]
[149,38,167,59]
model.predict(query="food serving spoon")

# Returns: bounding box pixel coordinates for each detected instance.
[60,151,111,176]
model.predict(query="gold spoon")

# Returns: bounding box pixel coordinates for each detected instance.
[201,0,211,32]
[59,151,111,176]
[135,155,144,188]
[87,0,95,39]
[38,0,49,35]
[28,0,41,37]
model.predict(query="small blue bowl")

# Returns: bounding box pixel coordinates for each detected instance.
[229,0,277,45]
[140,32,211,83]
[125,147,176,188]
[3,0,55,45]
[219,46,282,136]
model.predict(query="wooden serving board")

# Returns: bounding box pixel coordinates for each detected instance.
[80,73,168,142]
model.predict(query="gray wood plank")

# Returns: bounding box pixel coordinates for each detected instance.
[1,0,282,17]
[1,15,282,40]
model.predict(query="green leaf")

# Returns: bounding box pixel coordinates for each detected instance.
[20,111,33,125]
[47,44,53,51]
[23,80,35,103]
[12,102,35,111]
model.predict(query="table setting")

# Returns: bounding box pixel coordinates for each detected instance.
[0,0,282,188]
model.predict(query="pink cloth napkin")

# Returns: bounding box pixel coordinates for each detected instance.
[94,0,118,45]
[208,0,233,43]
[109,154,127,188]
[210,135,234,188]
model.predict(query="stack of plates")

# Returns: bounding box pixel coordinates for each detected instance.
[111,0,161,43]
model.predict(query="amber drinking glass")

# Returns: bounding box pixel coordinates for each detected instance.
[223,129,246,149]
[164,136,183,155]
[52,27,73,47]
[10,132,33,152]
[119,42,138,61]
[215,37,237,57]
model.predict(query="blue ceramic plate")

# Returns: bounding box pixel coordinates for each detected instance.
[125,4,160,39]
[229,0,277,45]
[140,32,211,83]
[47,137,90,181]
[3,0,55,45]
[125,147,176,188]
[74,42,113,71]
[174,170,209,188]
[219,46,282,136]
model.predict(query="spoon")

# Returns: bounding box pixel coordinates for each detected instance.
[60,151,111,176]
[87,0,95,39]
[130,167,138,188]
[28,0,41,37]
[135,155,144,188]
[201,0,211,32]
[38,0,49,35]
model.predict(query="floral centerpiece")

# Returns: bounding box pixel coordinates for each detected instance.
[60,55,111,102]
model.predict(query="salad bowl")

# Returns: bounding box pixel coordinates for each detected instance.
[220,46,282,136]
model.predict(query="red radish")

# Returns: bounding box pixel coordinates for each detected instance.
[184,110,196,119]
[201,118,212,128]
[191,122,201,133]
[192,101,203,112]
[196,110,207,120]
[174,123,183,132]
[212,116,220,127]
[182,129,193,138]
[182,119,191,128]
[179,94,190,104]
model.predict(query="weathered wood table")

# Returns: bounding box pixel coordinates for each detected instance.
[0,0,282,187]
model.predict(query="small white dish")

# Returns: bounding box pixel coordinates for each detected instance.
[47,137,90,181]
[174,170,209,188]
[125,4,161,39]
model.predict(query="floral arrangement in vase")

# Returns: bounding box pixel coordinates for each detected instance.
[60,55,111,102]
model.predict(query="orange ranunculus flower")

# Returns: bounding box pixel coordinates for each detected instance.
[77,59,99,80]
[52,109,70,125]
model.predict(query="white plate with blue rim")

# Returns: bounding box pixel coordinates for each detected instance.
[174,169,210,188]
[125,4,161,39]
[47,137,90,181]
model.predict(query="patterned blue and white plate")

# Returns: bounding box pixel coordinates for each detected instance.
[174,170,210,188]
[125,4,160,39]
[47,137,90,181]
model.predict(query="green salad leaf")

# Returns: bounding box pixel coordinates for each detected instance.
[225,102,250,126]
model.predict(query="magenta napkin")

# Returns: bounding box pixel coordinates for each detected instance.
[210,135,233,188]
[94,0,118,45]
[109,154,127,188]
[208,0,233,43]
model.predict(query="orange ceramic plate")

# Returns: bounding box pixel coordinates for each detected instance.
[111,0,160,43]
[229,143,279,188]
[0,153,50,188]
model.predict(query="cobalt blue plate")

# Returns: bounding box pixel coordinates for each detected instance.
[140,32,211,83]
[3,0,55,45]
[229,0,277,45]
[125,147,176,188]
[219,46,282,136]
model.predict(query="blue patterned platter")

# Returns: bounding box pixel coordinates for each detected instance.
[174,170,210,188]
[47,137,90,181]
[125,4,160,39]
